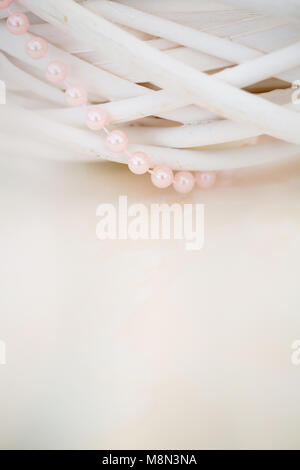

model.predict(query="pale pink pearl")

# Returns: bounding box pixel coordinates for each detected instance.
[0,0,14,10]
[195,171,217,189]
[128,152,150,175]
[46,61,68,84]
[106,130,128,153]
[7,12,30,35]
[151,165,173,189]
[26,36,48,59]
[173,171,195,194]
[86,107,110,131]
[65,85,88,107]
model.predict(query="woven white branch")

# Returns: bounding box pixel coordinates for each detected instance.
[1,0,300,169]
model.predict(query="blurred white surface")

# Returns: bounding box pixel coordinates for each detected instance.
[0,153,300,450]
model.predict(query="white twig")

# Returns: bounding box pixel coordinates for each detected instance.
[1,102,300,169]
[2,0,300,171]
[18,0,300,145]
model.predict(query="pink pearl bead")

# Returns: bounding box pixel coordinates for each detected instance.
[173,171,195,194]
[0,0,14,10]
[86,107,110,131]
[128,152,150,175]
[46,61,68,84]
[26,36,48,59]
[7,12,30,35]
[65,85,88,107]
[106,130,128,153]
[151,165,173,189]
[195,171,217,189]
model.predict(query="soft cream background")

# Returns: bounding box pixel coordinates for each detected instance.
[0,152,300,450]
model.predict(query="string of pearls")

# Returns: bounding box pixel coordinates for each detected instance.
[1,0,217,193]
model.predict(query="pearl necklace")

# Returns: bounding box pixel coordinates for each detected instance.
[1,0,217,193]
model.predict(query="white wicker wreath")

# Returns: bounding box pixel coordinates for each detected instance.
[1,0,300,171]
